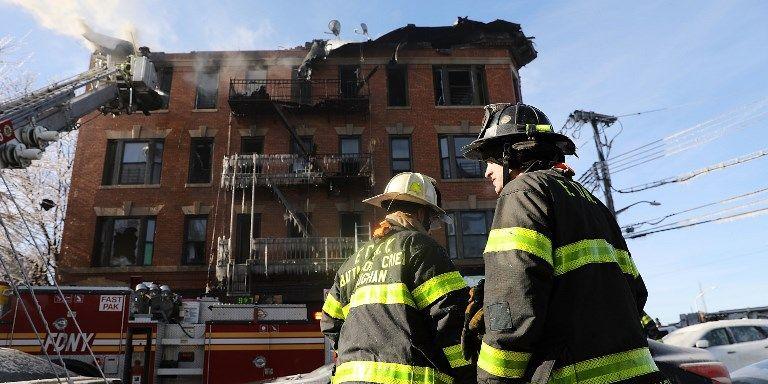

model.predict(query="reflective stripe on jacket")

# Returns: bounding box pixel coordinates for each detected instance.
[479,168,659,384]
[321,225,472,383]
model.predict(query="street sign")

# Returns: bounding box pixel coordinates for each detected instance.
[0,119,13,144]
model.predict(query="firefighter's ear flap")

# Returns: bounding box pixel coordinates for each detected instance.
[486,301,514,332]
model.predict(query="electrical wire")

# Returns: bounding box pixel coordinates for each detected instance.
[615,148,768,193]
[626,205,768,239]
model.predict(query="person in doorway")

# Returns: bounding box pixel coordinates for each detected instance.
[321,172,473,383]
[461,103,667,384]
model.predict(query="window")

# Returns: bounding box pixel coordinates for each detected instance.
[730,326,766,343]
[446,210,494,259]
[241,136,264,155]
[340,212,361,237]
[433,65,488,106]
[93,217,156,266]
[703,329,731,347]
[287,213,311,238]
[390,136,412,175]
[195,68,219,109]
[439,135,485,179]
[157,66,173,109]
[182,216,207,265]
[291,136,313,173]
[339,65,359,99]
[188,137,213,183]
[235,213,260,263]
[291,66,311,104]
[340,136,361,176]
[102,140,164,185]
[387,65,408,106]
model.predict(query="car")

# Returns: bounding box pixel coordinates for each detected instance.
[731,359,768,384]
[261,341,729,384]
[663,319,768,372]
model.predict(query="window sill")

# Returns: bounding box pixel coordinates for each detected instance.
[440,178,486,183]
[100,184,161,189]
[435,105,484,109]
[185,182,212,188]
[150,109,169,114]
[192,108,219,113]
[386,106,411,110]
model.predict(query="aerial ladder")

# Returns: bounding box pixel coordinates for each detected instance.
[0,28,165,169]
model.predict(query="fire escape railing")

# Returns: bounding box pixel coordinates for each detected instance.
[228,78,369,114]
[221,153,374,188]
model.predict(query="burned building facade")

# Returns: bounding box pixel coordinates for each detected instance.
[58,18,537,302]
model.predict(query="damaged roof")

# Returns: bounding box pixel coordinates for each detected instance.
[333,17,537,67]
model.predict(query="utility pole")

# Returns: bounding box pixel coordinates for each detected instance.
[568,110,618,215]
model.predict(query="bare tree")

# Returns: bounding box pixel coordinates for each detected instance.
[0,34,75,284]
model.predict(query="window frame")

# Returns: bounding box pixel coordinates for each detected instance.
[446,210,494,259]
[338,65,359,99]
[432,64,489,106]
[182,215,208,266]
[386,64,409,107]
[389,135,412,175]
[187,137,214,184]
[703,328,733,347]
[339,212,362,238]
[439,135,486,179]
[235,213,261,264]
[92,216,156,267]
[157,66,173,109]
[195,67,220,109]
[102,139,164,186]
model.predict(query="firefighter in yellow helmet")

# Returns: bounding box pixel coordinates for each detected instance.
[461,103,667,384]
[321,172,473,383]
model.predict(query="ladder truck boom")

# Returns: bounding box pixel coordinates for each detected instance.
[0,29,165,169]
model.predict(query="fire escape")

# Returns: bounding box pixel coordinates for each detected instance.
[220,75,372,294]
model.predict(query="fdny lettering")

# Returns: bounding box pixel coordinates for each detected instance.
[556,179,597,204]
[43,332,95,352]
[339,266,361,288]
[381,252,404,268]
[356,269,388,285]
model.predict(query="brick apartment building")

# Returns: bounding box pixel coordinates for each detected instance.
[58,18,536,303]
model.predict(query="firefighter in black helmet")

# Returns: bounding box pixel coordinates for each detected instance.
[462,103,667,384]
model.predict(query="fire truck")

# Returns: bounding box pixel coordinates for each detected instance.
[0,284,329,383]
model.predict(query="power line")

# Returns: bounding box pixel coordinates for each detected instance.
[626,205,768,239]
[615,148,768,193]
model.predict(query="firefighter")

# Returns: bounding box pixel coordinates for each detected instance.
[321,172,472,384]
[461,103,666,384]
[133,283,150,314]
[641,311,668,340]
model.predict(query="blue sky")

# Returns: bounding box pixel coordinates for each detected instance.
[1,0,767,323]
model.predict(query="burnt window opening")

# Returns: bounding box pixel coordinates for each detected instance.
[433,65,488,106]
[439,135,486,179]
[291,136,313,173]
[195,68,219,109]
[386,65,408,107]
[241,136,265,155]
[287,212,311,238]
[102,139,164,186]
[340,212,361,238]
[291,66,311,104]
[390,136,412,175]
[157,66,173,109]
[182,216,207,265]
[93,216,156,267]
[235,213,260,263]
[340,135,361,176]
[445,210,494,259]
[188,137,214,183]
[339,65,359,99]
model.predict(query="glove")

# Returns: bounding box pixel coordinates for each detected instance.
[462,279,485,362]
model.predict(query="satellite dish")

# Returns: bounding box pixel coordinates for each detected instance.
[328,20,341,37]
[360,23,368,35]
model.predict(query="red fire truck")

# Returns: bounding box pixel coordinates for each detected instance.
[0,285,329,383]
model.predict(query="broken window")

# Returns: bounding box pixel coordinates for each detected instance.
[291,66,311,104]
[182,216,207,265]
[339,65,359,99]
[93,217,156,267]
[287,212,311,238]
[340,135,361,176]
[241,136,264,155]
[157,66,173,109]
[188,137,213,183]
[445,210,494,259]
[290,136,313,173]
[235,213,260,263]
[102,140,164,186]
[195,68,219,109]
[390,136,412,175]
[339,212,361,237]
[433,65,488,106]
[439,135,486,179]
[387,65,408,106]
[245,64,267,94]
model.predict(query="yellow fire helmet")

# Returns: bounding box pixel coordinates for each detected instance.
[363,172,452,223]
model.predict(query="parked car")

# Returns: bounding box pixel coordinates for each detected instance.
[731,359,768,384]
[663,319,768,372]
[261,340,729,384]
